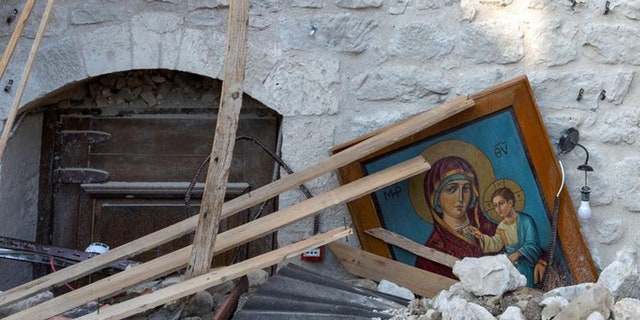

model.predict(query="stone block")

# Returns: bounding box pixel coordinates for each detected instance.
[280,15,377,53]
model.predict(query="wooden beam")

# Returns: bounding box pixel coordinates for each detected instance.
[0,96,472,308]
[328,242,457,298]
[187,0,250,279]
[5,156,430,320]
[75,228,352,320]
[0,0,55,161]
[0,0,36,82]
[365,228,459,268]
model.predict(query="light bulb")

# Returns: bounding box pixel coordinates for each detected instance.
[578,200,591,220]
[578,186,591,220]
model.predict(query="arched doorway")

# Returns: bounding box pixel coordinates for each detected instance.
[30,69,281,280]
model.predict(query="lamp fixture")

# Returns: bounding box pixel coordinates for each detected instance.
[558,127,593,219]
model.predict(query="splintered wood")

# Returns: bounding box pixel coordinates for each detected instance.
[365,227,460,268]
[329,242,458,298]
[0,94,474,311]
[76,228,352,320]
[6,155,432,319]
[186,0,250,279]
[0,97,474,318]
[0,4,475,311]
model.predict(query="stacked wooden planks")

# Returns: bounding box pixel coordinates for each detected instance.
[0,96,474,319]
[0,0,476,318]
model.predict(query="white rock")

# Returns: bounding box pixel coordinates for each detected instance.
[598,249,640,300]
[460,0,478,21]
[612,298,640,320]
[439,297,494,320]
[247,269,270,292]
[344,278,378,291]
[586,311,606,320]
[542,282,595,301]
[378,279,415,300]
[452,255,526,296]
[553,283,614,320]
[499,306,525,320]
[540,296,568,320]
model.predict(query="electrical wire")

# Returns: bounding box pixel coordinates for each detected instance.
[557,159,565,198]
[49,256,75,291]
[184,135,314,217]
[538,158,565,290]
[183,135,316,264]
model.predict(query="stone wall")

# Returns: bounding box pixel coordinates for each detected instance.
[0,113,41,289]
[0,0,638,277]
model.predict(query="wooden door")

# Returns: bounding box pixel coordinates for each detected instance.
[38,106,280,266]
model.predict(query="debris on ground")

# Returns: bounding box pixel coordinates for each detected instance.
[382,251,640,320]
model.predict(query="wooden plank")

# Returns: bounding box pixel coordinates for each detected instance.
[328,242,457,298]
[0,0,36,83]
[0,96,470,308]
[365,228,459,268]
[0,0,55,161]
[187,0,250,279]
[75,228,351,320]
[5,156,430,320]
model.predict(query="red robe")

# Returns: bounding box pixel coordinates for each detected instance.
[415,212,497,279]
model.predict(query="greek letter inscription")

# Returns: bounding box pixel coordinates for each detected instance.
[494,141,508,158]
[383,185,402,201]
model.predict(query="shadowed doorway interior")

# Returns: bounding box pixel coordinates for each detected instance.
[36,70,281,279]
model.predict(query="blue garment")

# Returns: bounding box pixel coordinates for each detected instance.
[505,212,541,287]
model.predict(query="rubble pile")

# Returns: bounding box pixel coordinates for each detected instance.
[0,269,270,319]
[384,249,640,320]
[5,249,640,319]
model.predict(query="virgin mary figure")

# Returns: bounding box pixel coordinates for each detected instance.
[414,156,497,279]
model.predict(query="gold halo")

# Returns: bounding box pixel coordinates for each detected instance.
[482,178,526,223]
[408,140,495,224]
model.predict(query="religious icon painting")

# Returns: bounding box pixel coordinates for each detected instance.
[331,76,598,290]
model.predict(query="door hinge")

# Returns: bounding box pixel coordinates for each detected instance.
[61,130,111,145]
[54,168,109,184]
